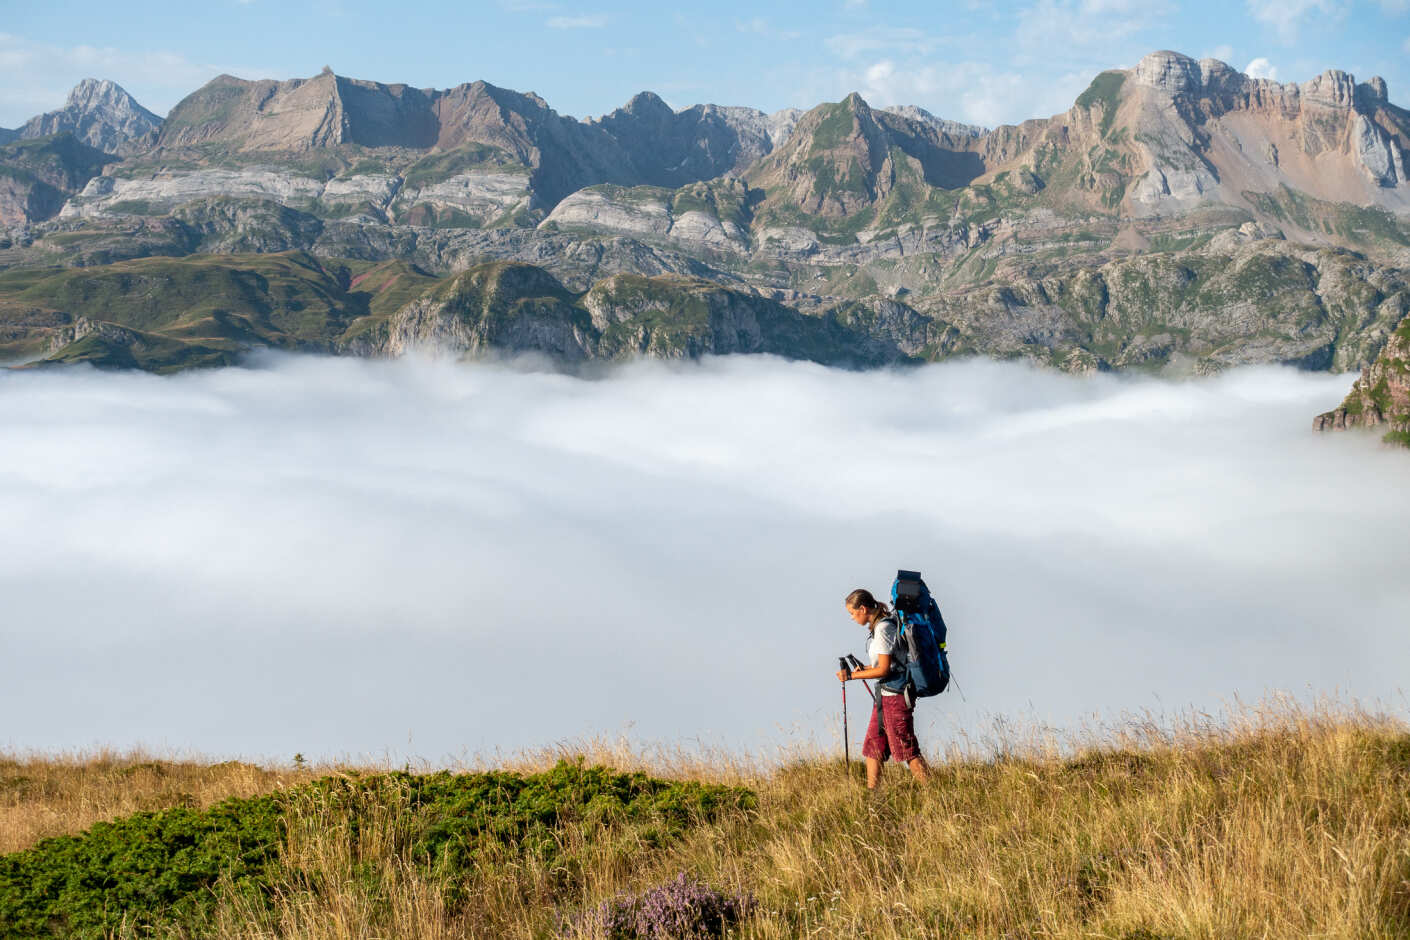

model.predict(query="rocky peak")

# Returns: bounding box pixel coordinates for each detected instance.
[1132,50,1203,96]
[1361,77,1389,104]
[1301,70,1358,109]
[1196,57,1243,95]
[18,78,162,154]
[745,92,920,217]
[620,91,674,121]
[158,72,347,151]
[883,105,986,139]
[65,79,125,112]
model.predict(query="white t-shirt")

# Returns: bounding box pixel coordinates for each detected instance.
[867,615,908,697]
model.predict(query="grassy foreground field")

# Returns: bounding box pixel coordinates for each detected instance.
[2,704,1408,938]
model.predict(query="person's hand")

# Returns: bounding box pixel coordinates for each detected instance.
[836,669,849,682]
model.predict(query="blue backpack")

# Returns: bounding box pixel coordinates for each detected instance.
[880,569,951,699]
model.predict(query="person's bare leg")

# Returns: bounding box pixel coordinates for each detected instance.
[866,757,883,789]
[907,756,930,783]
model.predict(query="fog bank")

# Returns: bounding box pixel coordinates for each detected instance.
[1,355,1406,763]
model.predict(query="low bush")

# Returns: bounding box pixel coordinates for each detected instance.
[0,761,754,939]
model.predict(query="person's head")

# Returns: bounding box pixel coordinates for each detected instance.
[844,588,889,630]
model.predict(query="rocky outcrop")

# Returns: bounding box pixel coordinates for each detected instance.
[0,134,115,226]
[539,179,750,251]
[543,186,672,239]
[393,171,531,226]
[59,163,532,229]
[17,80,162,155]
[1315,311,1410,445]
[61,167,327,220]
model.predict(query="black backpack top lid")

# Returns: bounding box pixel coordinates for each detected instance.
[893,569,926,613]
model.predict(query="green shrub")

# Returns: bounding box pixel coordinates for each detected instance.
[0,762,754,939]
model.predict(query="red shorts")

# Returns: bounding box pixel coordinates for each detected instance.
[862,693,922,763]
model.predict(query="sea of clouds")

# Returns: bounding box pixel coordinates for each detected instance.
[1,354,1406,764]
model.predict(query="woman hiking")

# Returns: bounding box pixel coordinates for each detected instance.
[836,588,931,789]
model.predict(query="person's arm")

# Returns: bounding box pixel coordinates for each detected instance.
[836,653,891,682]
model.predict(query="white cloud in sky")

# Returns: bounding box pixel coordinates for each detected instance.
[547,13,607,28]
[1210,44,1237,63]
[825,26,935,60]
[1376,0,1409,12]
[1245,56,1280,79]
[0,33,270,126]
[734,17,801,40]
[847,58,1089,128]
[1014,0,1172,50]
[1,356,1404,764]
[1245,0,1343,43]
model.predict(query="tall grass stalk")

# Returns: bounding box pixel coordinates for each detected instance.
[5,700,1408,938]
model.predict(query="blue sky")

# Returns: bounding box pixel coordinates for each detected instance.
[1,0,1407,130]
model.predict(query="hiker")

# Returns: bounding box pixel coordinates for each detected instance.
[837,588,931,789]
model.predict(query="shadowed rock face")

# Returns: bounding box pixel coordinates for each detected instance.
[1316,310,1410,446]
[0,134,115,226]
[16,79,162,155]
[594,92,788,187]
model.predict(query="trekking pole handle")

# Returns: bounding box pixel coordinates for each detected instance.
[837,656,852,679]
[845,654,874,695]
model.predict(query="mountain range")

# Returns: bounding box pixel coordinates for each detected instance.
[2,51,1408,443]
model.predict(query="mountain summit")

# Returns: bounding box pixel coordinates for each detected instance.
[16,79,162,154]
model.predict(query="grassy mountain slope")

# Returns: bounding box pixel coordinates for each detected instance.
[4,242,1406,377]
[0,252,905,371]
[1,707,1406,937]
[0,251,358,370]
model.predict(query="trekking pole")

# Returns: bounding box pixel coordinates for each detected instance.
[846,655,875,696]
[837,656,851,773]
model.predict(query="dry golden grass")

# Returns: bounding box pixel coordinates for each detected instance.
[5,701,1409,938]
[0,749,323,856]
